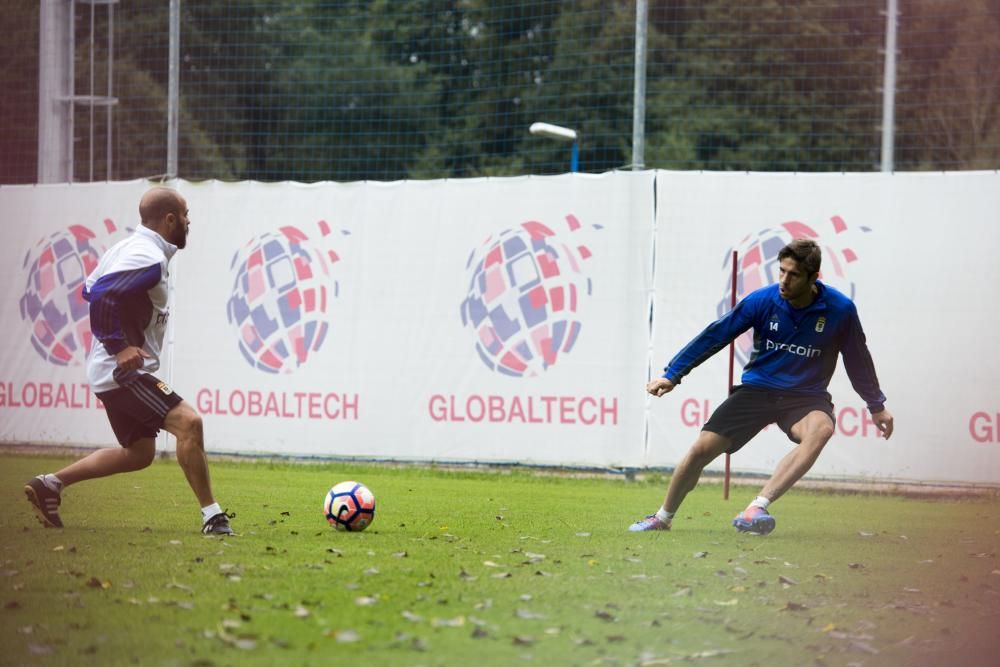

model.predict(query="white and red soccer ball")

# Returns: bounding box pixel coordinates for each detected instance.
[324,481,375,532]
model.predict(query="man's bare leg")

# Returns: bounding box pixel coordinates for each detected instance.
[664,430,733,512]
[734,411,834,534]
[52,439,157,486]
[162,401,215,507]
[630,430,731,531]
[759,411,835,503]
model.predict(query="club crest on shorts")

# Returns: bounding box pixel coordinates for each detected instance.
[815,316,826,333]
[156,381,174,395]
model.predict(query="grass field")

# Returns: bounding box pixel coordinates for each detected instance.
[2,452,999,667]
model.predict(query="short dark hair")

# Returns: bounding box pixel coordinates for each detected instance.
[777,239,821,276]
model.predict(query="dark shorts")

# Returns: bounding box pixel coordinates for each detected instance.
[96,373,183,446]
[703,384,835,455]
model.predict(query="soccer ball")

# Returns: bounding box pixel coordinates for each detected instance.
[324,481,376,532]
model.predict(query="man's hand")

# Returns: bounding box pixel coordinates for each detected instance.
[646,377,676,397]
[115,346,151,372]
[872,408,894,439]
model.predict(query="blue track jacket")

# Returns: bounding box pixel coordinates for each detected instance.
[664,282,886,413]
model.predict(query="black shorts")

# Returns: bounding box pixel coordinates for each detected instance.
[96,373,183,446]
[703,385,835,455]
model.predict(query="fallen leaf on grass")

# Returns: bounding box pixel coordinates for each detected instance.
[327,629,360,643]
[848,640,880,655]
[294,606,311,618]
[685,649,735,659]
[432,616,465,628]
[512,635,534,645]
[165,581,194,594]
[713,599,739,606]
[673,587,692,597]
[215,624,258,650]
[693,552,708,559]
[355,596,378,606]
[401,610,423,623]
[516,608,545,619]
[778,575,798,587]
[780,602,807,611]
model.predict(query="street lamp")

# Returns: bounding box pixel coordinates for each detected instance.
[529,122,579,173]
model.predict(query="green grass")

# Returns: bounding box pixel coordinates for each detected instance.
[1,453,999,667]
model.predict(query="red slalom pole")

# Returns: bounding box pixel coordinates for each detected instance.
[724,250,737,500]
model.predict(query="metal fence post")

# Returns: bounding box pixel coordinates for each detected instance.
[632,0,648,170]
[880,0,898,173]
[37,0,72,183]
[167,0,180,179]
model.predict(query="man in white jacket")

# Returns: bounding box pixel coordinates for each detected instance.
[24,187,233,535]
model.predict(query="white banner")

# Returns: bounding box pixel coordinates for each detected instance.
[0,181,150,445]
[0,174,653,465]
[2,171,998,485]
[650,171,1000,484]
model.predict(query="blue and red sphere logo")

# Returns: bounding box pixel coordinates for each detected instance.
[227,222,345,374]
[19,220,120,366]
[460,215,598,378]
[718,217,870,364]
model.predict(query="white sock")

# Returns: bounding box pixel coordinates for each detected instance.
[41,474,64,493]
[749,496,771,511]
[201,502,222,522]
[655,507,674,522]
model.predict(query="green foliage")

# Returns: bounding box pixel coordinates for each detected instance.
[2,454,999,665]
[2,0,998,183]
[0,0,39,183]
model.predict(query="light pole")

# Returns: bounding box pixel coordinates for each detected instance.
[529,122,579,173]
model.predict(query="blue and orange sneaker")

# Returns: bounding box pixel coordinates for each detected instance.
[628,514,671,532]
[732,505,775,535]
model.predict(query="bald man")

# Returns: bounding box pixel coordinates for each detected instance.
[25,187,234,535]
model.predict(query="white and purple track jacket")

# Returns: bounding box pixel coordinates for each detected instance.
[82,225,177,393]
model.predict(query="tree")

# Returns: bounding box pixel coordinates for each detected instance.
[896,0,1000,169]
